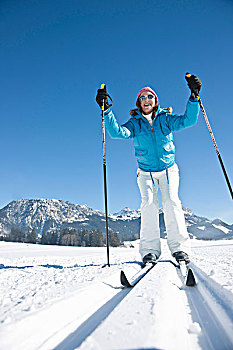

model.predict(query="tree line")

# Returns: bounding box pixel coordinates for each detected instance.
[0,227,121,247]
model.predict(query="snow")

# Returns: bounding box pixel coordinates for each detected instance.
[212,224,230,234]
[0,240,233,349]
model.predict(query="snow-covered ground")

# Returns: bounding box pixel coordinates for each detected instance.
[0,239,233,349]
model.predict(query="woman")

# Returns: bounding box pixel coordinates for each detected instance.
[96,74,201,265]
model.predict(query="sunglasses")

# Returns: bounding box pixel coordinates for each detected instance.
[138,94,155,102]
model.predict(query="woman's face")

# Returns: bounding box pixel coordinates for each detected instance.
[139,92,156,115]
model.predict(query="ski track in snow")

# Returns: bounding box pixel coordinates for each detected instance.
[191,243,233,293]
[0,245,137,326]
[0,240,233,349]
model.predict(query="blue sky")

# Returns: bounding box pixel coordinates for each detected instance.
[0,0,233,224]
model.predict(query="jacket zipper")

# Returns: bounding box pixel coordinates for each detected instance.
[141,114,154,133]
[145,118,153,132]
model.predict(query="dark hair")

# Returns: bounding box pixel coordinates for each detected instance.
[129,106,158,118]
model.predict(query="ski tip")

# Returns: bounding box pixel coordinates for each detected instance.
[120,270,132,288]
[186,268,197,287]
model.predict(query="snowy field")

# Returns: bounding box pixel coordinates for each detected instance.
[0,239,233,349]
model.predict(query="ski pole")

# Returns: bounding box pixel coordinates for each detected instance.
[185,73,233,200]
[100,83,110,267]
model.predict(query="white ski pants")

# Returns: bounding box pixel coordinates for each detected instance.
[137,163,190,259]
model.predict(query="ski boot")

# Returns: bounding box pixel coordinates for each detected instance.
[142,253,158,265]
[172,251,190,264]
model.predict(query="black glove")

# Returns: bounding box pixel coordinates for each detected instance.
[185,73,202,101]
[96,85,112,111]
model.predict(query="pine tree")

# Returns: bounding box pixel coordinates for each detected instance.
[60,234,70,246]
[49,230,59,245]
[41,231,47,245]
[89,229,97,247]
[59,228,80,246]
[96,229,104,247]
[109,232,121,247]
[82,229,89,247]
[26,229,37,244]
[9,227,26,243]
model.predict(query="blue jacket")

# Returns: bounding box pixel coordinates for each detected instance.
[104,99,200,172]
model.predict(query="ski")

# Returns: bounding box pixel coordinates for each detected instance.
[121,259,196,288]
[178,261,196,287]
[120,262,157,288]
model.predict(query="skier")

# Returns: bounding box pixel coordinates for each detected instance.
[96,74,202,265]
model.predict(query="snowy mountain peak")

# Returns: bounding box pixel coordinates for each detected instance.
[182,207,194,216]
[110,207,141,220]
[0,199,103,234]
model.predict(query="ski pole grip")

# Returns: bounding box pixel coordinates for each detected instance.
[101,83,106,111]
[99,83,113,110]
[185,72,200,100]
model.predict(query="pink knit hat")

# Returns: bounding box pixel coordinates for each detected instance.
[136,87,158,109]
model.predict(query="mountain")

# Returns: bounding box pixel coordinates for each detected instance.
[0,199,232,240]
